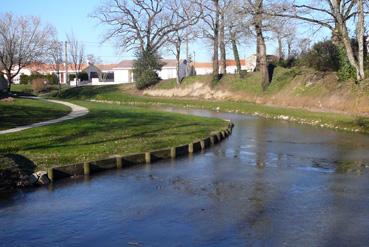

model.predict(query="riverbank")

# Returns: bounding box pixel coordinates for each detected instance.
[56,80,369,134]
[146,67,369,116]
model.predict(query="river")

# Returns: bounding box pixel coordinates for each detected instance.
[1,108,369,246]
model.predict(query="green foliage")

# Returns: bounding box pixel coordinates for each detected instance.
[69,72,89,82]
[298,40,340,72]
[77,72,88,81]
[69,74,76,81]
[45,73,59,85]
[133,49,162,89]
[20,73,59,85]
[337,46,356,81]
[275,57,297,68]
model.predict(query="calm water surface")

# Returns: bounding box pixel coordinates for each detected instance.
[1,108,369,247]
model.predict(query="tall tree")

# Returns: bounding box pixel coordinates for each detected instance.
[67,32,85,85]
[243,0,269,90]
[166,0,202,85]
[0,13,54,92]
[48,38,63,94]
[219,1,227,75]
[92,0,201,54]
[224,0,249,75]
[269,0,367,81]
[201,0,221,81]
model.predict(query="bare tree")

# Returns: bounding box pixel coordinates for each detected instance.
[67,32,85,85]
[224,0,251,75]
[219,1,229,75]
[201,0,221,81]
[0,13,54,92]
[86,54,102,65]
[242,0,269,90]
[92,0,201,54]
[48,38,63,94]
[166,0,202,85]
[269,0,367,81]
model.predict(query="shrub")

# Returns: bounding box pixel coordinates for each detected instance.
[275,57,297,68]
[298,40,340,72]
[31,78,46,93]
[45,74,59,85]
[77,72,88,81]
[69,72,88,82]
[337,46,356,81]
[20,74,31,84]
[133,48,162,89]
[20,73,59,85]
[69,74,76,81]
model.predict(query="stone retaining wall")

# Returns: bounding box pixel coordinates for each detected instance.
[47,122,234,182]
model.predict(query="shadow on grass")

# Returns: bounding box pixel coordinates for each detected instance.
[0,154,36,174]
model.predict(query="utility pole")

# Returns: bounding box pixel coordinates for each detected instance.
[186,31,189,76]
[193,51,196,75]
[64,41,68,85]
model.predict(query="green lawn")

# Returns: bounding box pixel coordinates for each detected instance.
[0,100,227,169]
[0,98,71,130]
[57,85,369,133]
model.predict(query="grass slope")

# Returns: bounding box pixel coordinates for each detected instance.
[0,98,71,130]
[57,84,369,133]
[0,100,227,169]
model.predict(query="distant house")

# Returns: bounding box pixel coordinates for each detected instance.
[6,54,278,86]
[91,59,187,85]
[194,58,255,75]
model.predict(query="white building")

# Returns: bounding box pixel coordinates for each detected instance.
[91,59,187,85]
[6,55,277,86]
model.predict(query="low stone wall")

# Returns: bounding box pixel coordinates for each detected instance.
[47,122,234,182]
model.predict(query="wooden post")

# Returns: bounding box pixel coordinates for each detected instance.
[188,143,194,153]
[47,168,54,182]
[170,147,176,158]
[200,140,205,150]
[84,162,90,175]
[217,132,221,141]
[145,152,151,164]
[210,136,215,145]
[116,156,122,169]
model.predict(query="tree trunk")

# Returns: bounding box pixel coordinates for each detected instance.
[5,72,12,93]
[176,40,181,85]
[230,29,241,75]
[277,35,283,61]
[212,0,220,81]
[334,3,364,81]
[219,10,226,75]
[254,0,269,90]
[332,21,342,46]
[357,0,365,80]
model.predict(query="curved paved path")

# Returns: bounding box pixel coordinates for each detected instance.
[0,97,89,135]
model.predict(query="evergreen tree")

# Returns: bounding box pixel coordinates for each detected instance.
[133,49,163,89]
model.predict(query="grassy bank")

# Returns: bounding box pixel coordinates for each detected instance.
[0,100,227,169]
[56,84,369,133]
[0,98,71,130]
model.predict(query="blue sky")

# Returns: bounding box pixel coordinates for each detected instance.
[1,0,328,64]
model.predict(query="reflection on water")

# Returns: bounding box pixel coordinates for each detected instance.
[1,108,369,246]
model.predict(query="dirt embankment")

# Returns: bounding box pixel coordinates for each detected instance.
[144,71,369,116]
